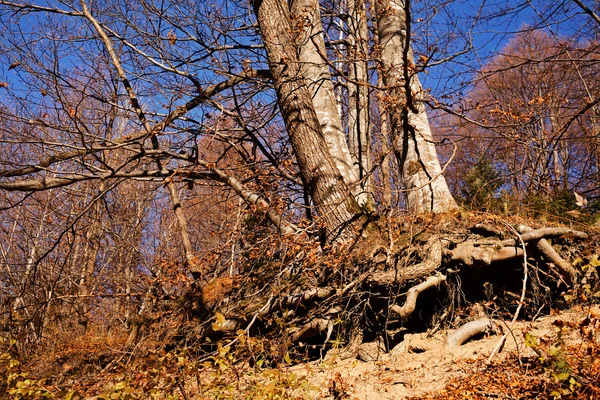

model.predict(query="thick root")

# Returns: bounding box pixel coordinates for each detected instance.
[446,318,499,347]
[389,274,447,319]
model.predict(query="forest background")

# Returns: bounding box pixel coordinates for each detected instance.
[0,0,599,398]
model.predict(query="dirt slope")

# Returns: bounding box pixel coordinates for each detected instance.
[289,305,600,399]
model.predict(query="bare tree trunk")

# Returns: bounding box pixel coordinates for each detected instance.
[253,0,362,241]
[347,0,373,203]
[379,108,394,209]
[375,0,457,214]
[375,42,394,209]
[13,246,39,340]
[372,11,394,210]
[77,183,104,327]
[290,0,366,204]
[164,184,201,274]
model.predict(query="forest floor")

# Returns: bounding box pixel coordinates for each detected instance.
[50,303,597,399]
[3,212,600,399]
[289,304,600,399]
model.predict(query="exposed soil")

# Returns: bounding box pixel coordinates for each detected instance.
[289,305,600,399]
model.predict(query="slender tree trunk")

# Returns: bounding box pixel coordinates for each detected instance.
[375,44,394,209]
[375,0,457,214]
[164,183,202,275]
[81,1,203,277]
[379,104,394,209]
[12,246,39,340]
[290,0,367,205]
[77,183,104,327]
[347,0,373,202]
[253,0,362,241]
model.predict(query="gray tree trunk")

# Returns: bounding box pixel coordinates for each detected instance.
[375,0,457,214]
[290,0,367,205]
[347,0,373,203]
[253,0,362,241]
[375,29,394,209]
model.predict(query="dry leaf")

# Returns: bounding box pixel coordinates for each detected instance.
[574,191,587,207]
[167,30,176,45]
[566,210,582,218]
[8,61,21,70]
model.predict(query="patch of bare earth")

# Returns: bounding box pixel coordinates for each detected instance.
[288,305,600,399]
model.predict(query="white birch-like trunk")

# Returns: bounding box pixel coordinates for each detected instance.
[290,0,366,204]
[254,0,363,242]
[347,0,373,203]
[375,0,457,214]
[375,38,394,209]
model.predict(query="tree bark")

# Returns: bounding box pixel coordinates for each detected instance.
[290,0,367,205]
[77,183,104,327]
[375,0,457,214]
[347,0,373,203]
[253,0,362,241]
[374,21,394,209]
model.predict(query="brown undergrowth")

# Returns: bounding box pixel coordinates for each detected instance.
[1,211,599,398]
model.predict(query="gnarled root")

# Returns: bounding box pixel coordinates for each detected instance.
[445,243,523,267]
[368,237,445,285]
[516,225,579,285]
[389,274,447,319]
[445,225,586,286]
[446,318,500,347]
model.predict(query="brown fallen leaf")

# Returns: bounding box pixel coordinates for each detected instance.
[565,210,581,218]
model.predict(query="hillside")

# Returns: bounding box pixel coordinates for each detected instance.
[2,212,599,399]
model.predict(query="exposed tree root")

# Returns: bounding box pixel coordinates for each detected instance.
[446,318,499,347]
[470,223,503,237]
[446,243,523,267]
[502,226,588,244]
[368,237,445,284]
[389,274,447,318]
[517,225,578,285]
[289,318,331,342]
[445,226,586,282]
[179,218,593,366]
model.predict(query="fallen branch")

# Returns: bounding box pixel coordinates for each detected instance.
[53,292,145,299]
[389,274,446,319]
